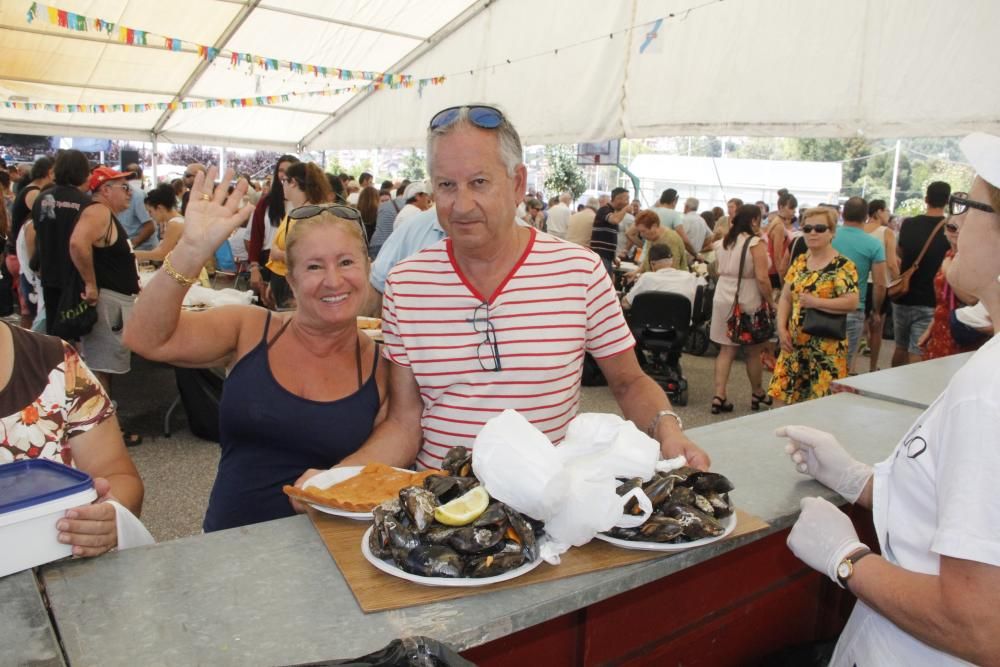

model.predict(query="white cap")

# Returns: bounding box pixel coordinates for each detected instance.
[960,132,1000,189]
[403,181,430,201]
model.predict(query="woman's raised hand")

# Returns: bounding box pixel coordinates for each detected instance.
[178,167,253,259]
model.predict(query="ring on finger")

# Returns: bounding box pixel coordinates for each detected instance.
[199,193,211,201]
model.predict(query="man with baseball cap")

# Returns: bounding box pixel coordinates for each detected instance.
[393,181,432,228]
[69,165,140,394]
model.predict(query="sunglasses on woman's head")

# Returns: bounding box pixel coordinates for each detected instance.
[429,105,505,131]
[288,204,367,248]
[801,224,829,234]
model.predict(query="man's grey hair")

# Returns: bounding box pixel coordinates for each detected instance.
[559,192,572,205]
[685,197,699,212]
[426,106,523,178]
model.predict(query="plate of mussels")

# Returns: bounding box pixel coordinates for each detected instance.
[361,447,546,587]
[596,466,738,551]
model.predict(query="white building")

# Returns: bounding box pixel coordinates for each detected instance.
[627,154,843,211]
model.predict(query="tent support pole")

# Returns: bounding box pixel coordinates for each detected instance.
[151,135,159,184]
[889,139,901,212]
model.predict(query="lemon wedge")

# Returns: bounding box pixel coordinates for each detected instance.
[433,486,490,526]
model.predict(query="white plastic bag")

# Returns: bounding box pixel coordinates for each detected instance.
[472,410,660,563]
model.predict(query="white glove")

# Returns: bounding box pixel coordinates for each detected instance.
[775,425,873,503]
[787,497,866,586]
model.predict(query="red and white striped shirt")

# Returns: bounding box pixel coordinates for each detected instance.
[382,228,635,470]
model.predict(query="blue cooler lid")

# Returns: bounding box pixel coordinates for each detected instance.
[0,459,94,515]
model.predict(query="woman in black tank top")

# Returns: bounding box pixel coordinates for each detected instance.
[123,168,389,530]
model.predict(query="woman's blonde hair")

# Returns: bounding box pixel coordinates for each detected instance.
[285,209,369,275]
[801,207,838,232]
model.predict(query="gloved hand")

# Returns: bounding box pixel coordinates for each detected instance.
[787,497,866,586]
[775,425,873,503]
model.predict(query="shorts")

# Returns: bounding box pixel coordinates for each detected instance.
[80,289,136,374]
[892,303,934,356]
[845,311,865,360]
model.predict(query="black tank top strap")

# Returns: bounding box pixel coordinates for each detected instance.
[258,310,272,345]
[267,314,293,350]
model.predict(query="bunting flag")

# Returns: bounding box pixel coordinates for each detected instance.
[24,2,433,85]
[639,18,663,54]
[2,77,446,114]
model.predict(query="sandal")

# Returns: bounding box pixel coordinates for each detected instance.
[751,391,773,412]
[711,395,734,415]
[122,430,144,447]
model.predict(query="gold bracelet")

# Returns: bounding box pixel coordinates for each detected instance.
[163,252,199,287]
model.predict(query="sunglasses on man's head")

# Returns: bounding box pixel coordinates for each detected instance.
[801,224,830,234]
[429,105,505,131]
[948,193,995,217]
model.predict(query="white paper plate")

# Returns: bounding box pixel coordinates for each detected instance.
[360,526,544,587]
[301,466,413,521]
[596,511,737,551]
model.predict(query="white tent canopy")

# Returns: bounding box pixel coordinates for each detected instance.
[1,0,998,152]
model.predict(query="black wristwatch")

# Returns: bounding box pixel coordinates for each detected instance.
[836,546,872,588]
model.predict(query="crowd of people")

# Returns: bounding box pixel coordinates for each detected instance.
[1,109,999,664]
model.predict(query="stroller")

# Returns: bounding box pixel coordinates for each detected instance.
[627,292,691,406]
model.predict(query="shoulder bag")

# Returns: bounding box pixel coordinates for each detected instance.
[887,218,947,301]
[726,237,774,344]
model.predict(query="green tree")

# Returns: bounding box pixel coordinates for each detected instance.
[401,149,426,181]
[324,154,345,176]
[543,145,587,199]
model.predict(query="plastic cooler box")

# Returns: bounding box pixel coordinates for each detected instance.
[0,459,96,577]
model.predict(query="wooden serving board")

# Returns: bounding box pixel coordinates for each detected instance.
[307,507,769,613]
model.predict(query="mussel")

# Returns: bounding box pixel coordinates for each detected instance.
[642,474,676,507]
[448,525,505,554]
[503,505,539,561]
[424,475,479,503]
[692,493,715,516]
[689,471,735,495]
[638,515,685,542]
[706,492,733,518]
[401,545,464,578]
[665,504,725,540]
[441,446,473,477]
[399,486,438,532]
[465,552,526,578]
[383,511,421,551]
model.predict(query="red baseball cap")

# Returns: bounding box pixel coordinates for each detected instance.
[88,166,128,192]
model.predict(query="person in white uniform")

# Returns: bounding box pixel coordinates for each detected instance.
[776,132,1000,666]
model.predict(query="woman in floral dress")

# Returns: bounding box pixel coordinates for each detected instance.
[769,208,859,404]
[0,320,144,556]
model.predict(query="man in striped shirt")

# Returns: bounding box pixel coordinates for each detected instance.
[340,105,710,473]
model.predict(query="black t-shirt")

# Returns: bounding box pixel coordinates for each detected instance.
[32,184,91,289]
[5,184,40,254]
[590,204,619,262]
[895,214,950,307]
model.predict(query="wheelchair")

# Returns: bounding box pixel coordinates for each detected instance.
[684,281,715,356]
[626,292,691,406]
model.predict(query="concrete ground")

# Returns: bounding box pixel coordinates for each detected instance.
[112,341,895,543]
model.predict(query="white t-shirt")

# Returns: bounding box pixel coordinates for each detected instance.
[545,203,571,239]
[623,268,702,308]
[832,333,1000,666]
[382,229,635,470]
[682,211,710,254]
[394,203,423,228]
[617,213,635,255]
[346,192,360,206]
